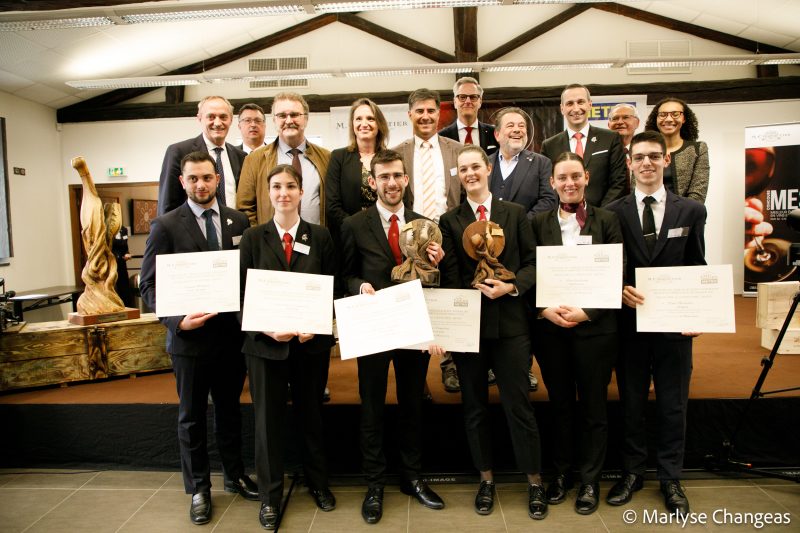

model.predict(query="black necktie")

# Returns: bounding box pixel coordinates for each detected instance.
[642,196,656,254]
[202,209,220,251]
[213,147,227,207]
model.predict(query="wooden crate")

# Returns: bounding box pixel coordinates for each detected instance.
[0,313,170,391]
[756,281,800,329]
[760,328,800,354]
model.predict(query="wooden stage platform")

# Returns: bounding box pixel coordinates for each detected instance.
[2,296,798,476]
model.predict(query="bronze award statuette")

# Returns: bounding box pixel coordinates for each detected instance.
[462,220,515,288]
[69,156,140,326]
[391,218,442,287]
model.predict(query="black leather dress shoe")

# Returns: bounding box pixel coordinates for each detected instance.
[401,480,445,510]
[474,480,495,515]
[224,475,259,501]
[190,492,211,525]
[528,483,548,520]
[259,503,279,530]
[361,487,384,524]
[575,483,600,515]
[546,474,573,504]
[606,473,643,506]
[309,487,336,511]
[661,480,690,515]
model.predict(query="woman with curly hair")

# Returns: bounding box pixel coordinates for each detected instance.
[645,97,709,203]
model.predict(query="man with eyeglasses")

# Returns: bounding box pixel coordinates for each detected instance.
[237,92,331,227]
[340,149,446,524]
[605,130,706,517]
[438,76,498,156]
[541,84,627,207]
[158,96,247,215]
[237,103,268,154]
[607,103,640,154]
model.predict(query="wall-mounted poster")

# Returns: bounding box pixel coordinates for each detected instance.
[744,122,800,294]
[132,199,158,234]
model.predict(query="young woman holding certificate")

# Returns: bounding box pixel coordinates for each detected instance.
[436,144,547,521]
[238,164,338,530]
[530,152,623,515]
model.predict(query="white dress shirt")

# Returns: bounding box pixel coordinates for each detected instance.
[277,138,321,224]
[203,135,235,208]
[635,185,667,235]
[412,134,447,222]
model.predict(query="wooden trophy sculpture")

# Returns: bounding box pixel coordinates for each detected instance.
[462,220,515,288]
[68,157,140,325]
[391,218,442,287]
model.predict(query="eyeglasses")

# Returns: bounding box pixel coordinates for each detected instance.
[239,118,265,125]
[657,111,684,119]
[456,94,481,102]
[274,112,307,121]
[630,152,664,163]
[609,114,636,122]
[373,173,405,183]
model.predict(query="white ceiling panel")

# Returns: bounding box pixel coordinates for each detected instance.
[0,32,47,69]
[738,26,796,50]
[14,83,72,106]
[0,69,34,92]
[18,27,101,50]
[691,13,748,37]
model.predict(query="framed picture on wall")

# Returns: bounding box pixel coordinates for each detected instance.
[131,199,158,234]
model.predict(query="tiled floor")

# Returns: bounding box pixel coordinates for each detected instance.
[1,470,798,532]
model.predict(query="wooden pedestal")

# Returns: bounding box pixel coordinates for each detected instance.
[0,313,170,391]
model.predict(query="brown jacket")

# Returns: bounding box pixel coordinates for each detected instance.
[236,139,331,226]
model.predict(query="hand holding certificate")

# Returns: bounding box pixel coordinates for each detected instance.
[155,250,239,317]
[241,269,334,335]
[334,279,434,359]
[404,288,481,353]
[635,264,735,333]
[536,243,623,309]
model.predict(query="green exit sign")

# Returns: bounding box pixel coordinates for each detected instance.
[107,167,125,176]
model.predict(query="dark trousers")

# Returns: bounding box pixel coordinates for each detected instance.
[357,349,430,488]
[246,346,330,506]
[617,333,693,480]
[533,322,616,484]
[453,335,541,474]
[170,352,247,494]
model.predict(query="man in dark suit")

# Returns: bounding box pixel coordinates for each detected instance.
[605,131,706,516]
[541,84,627,207]
[236,102,268,154]
[340,149,445,525]
[438,76,497,156]
[158,96,246,215]
[141,151,257,525]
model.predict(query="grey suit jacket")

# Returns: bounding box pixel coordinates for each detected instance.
[488,149,556,218]
[391,135,463,214]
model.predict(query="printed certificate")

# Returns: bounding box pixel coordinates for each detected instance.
[155,250,239,317]
[536,243,623,309]
[404,288,481,352]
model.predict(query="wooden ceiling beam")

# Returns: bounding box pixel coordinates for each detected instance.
[336,13,455,63]
[592,2,792,54]
[479,4,592,62]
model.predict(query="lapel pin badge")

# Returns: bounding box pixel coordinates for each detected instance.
[301,233,308,242]
[226,218,233,226]
[591,136,597,143]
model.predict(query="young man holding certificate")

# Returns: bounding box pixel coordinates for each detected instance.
[238,164,338,530]
[437,144,546,521]
[140,151,256,526]
[605,131,706,516]
[340,149,445,525]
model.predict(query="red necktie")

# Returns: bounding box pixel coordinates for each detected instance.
[283,232,293,266]
[464,126,474,145]
[388,214,402,265]
[573,132,584,158]
[477,205,487,221]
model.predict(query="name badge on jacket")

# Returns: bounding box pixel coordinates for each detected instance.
[667,227,690,238]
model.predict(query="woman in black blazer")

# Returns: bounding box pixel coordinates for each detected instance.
[530,152,623,516]
[239,164,338,529]
[324,98,390,244]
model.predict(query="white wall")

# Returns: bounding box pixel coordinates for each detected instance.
[0,91,72,319]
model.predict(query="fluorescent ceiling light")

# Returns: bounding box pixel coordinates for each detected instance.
[67,77,201,89]
[484,63,614,72]
[120,6,305,24]
[0,17,113,31]
[760,58,800,65]
[317,0,500,12]
[626,59,754,67]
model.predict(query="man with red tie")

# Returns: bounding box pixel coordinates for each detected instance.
[541,84,628,207]
[340,149,446,525]
[438,76,498,156]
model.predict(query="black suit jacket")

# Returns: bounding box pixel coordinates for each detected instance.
[606,190,706,337]
[157,134,246,215]
[439,199,536,339]
[238,219,337,360]
[530,205,624,336]
[438,120,497,156]
[325,147,368,237]
[488,149,556,218]
[340,205,424,295]
[541,126,627,207]
[139,202,250,356]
